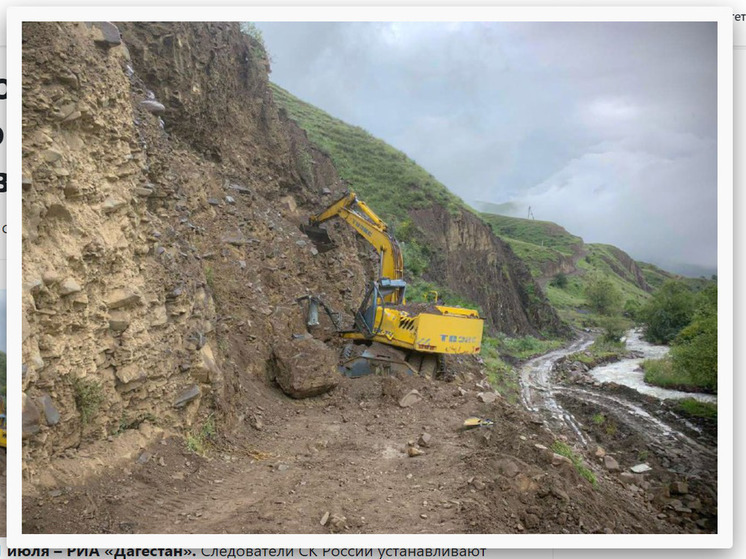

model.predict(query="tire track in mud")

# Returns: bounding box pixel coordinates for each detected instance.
[519,332,717,484]
[114,453,252,533]
[519,333,594,443]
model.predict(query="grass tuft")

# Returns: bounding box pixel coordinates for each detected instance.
[552,440,598,488]
[186,414,216,456]
[676,398,717,419]
[72,377,104,424]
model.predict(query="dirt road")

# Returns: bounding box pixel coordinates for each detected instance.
[22,351,684,535]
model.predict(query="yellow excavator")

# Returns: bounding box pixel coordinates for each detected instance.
[301,191,484,377]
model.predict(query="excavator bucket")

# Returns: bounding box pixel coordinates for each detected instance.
[300,224,335,253]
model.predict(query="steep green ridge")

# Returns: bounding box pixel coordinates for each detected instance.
[638,262,712,292]
[638,261,676,290]
[480,214,583,256]
[271,83,466,224]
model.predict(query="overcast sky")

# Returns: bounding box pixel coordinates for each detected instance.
[257,22,718,275]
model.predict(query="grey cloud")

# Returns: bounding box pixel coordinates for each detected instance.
[257,21,717,274]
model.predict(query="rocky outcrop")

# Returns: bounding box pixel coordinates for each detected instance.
[591,244,651,293]
[410,205,570,338]
[536,251,582,285]
[21,21,570,476]
[21,22,368,469]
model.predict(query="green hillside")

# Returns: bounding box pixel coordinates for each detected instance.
[477,213,653,326]
[272,83,467,225]
[480,214,583,256]
[637,261,675,290]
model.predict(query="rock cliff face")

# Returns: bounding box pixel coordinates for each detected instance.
[595,244,651,293]
[21,22,567,475]
[21,22,368,469]
[410,206,569,337]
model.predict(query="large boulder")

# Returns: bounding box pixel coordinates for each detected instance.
[270,337,339,399]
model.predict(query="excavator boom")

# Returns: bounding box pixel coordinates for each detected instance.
[305,192,404,303]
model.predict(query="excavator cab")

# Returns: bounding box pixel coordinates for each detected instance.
[355,278,407,338]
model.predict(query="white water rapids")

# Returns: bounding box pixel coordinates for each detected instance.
[588,329,717,404]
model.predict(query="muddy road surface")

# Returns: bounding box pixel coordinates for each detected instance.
[23,358,685,535]
[525,331,718,533]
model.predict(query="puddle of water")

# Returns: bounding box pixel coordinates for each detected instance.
[589,329,717,404]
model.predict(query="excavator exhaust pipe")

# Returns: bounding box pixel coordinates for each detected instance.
[300,224,335,253]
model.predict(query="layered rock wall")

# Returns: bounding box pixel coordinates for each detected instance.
[410,206,570,337]
[21,22,368,470]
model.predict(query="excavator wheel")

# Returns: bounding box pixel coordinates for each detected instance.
[436,354,454,382]
[418,354,439,378]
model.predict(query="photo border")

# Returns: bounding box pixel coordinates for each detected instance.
[6,4,734,550]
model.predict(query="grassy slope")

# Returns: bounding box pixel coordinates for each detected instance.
[479,214,652,326]
[480,214,583,256]
[637,261,675,290]
[272,84,467,225]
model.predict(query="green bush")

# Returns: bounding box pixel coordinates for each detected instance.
[600,316,628,342]
[72,377,104,424]
[550,272,568,288]
[623,298,642,321]
[584,275,622,316]
[639,280,696,344]
[186,414,216,456]
[670,285,717,391]
[401,240,430,279]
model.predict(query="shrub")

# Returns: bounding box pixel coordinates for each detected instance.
[641,357,678,387]
[550,272,568,289]
[584,275,622,316]
[600,316,627,343]
[186,414,216,456]
[623,299,642,321]
[670,285,717,391]
[639,280,696,344]
[72,377,104,424]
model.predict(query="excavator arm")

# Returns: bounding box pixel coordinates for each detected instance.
[306,192,405,302]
